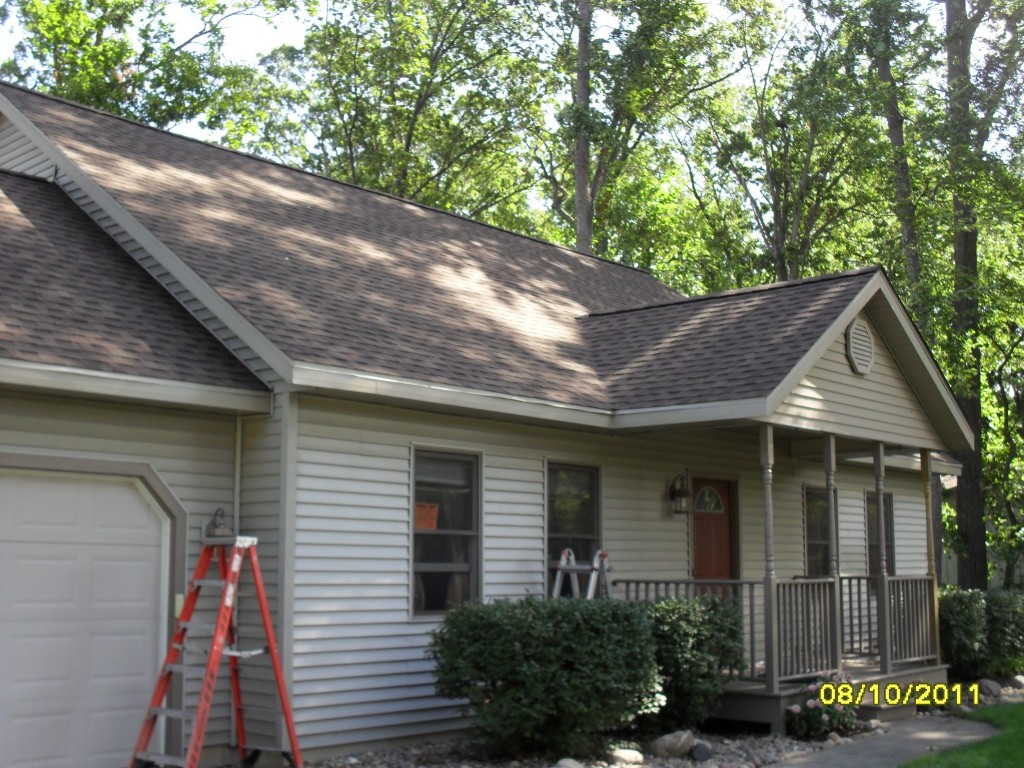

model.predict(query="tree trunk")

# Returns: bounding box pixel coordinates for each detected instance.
[574,0,593,254]
[868,2,923,321]
[946,0,987,589]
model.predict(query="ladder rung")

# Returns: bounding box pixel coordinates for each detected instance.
[134,750,187,767]
[149,706,194,721]
[225,646,267,659]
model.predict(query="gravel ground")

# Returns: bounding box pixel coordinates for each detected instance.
[303,683,1024,768]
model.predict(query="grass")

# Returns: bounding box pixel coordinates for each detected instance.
[899,702,1024,767]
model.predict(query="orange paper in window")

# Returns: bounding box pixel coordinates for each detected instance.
[415,502,439,530]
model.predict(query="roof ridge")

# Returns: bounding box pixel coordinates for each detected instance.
[0,79,659,281]
[583,266,883,319]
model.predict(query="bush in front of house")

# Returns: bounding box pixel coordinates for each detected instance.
[642,595,745,729]
[939,586,1024,680]
[984,589,1024,678]
[428,597,663,755]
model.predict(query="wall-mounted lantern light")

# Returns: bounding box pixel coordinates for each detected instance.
[668,472,691,515]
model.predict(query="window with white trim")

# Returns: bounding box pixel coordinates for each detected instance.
[413,450,479,614]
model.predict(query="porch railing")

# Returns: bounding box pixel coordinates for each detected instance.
[614,578,762,680]
[840,576,876,655]
[839,575,937,663]
[776,578,836,681]
[889,576,937,663]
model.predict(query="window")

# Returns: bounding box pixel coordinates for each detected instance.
[547,463,600,595]
[413,451,479,614]
[866,492,895,576]
[804,486,833,577]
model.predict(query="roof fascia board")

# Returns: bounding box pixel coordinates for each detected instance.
[292,362,769,431]
[291,362,615,428]
[0,358,271,413]
[610,398,769,429]
[765,272,884,416]
[0,91,294,383]
[872,279,974,450]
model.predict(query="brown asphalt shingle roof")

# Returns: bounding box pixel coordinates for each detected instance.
[580,270,876,410]
[0,169,266,390]
[0,84,880,413]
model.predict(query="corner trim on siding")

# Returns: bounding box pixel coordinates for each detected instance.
[0,358,271,413]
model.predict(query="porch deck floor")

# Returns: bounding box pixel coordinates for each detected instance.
[717,658,947,733]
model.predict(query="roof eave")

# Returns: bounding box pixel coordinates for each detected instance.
[291,361,772,431]
[0,358,271,414]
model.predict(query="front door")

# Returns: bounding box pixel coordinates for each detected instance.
[691,478,733,580]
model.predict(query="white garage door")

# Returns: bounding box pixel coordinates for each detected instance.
[0,470,167,768]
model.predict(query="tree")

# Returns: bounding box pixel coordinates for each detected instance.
[943,0,1024,589]
[536,0,772,256]
[682,10,888,281]
[217,0,543,226]
[0,0,282,128]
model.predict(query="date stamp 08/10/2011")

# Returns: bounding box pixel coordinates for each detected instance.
[818,682,981,708]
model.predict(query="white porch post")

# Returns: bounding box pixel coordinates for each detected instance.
[761,425,780,693]
[825,434,842,673]
[921,449,941,662]
[874,442,892,674]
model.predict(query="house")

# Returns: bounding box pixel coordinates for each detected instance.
[0,81,972,767]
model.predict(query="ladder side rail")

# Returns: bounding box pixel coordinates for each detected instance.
[219,545,249,763]
[184,545,245,768]
[130,543,216,767]
[248,544,304,767]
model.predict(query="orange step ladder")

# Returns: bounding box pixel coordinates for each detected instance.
[130,531,302,768]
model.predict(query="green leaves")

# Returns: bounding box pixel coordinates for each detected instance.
[1,0,285,127]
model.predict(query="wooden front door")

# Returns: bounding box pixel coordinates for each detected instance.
[692,478,733,580]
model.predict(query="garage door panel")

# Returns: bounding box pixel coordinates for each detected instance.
[92,551,162,610]
[0,470,167,768]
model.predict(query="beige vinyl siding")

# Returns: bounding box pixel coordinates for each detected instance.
[289,397,807,749]
[235,395,293,749]
[772,314,944,449]
[0,389,239,751]
[0,116,55,177]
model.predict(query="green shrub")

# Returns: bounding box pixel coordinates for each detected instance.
[984,589,1024,678]
[939,587,988,680]
[642,595,744,729]
[428,598,662,755]
[939,587,1024,680]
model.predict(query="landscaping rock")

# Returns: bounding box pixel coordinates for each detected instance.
[827,732,843,745]
[1009,674,1024,689]
[607,748,644,765]
[556,759,586,768]
[978,678,1003,699]
[651,731,695,758]
[691,740,713,762]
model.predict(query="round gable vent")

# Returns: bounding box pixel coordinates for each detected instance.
[846,318,875,375]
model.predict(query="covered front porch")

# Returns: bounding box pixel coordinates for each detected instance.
[615,426,947,733]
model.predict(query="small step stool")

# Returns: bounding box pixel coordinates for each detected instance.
[130,526,302,768]
[551,548,612,599]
